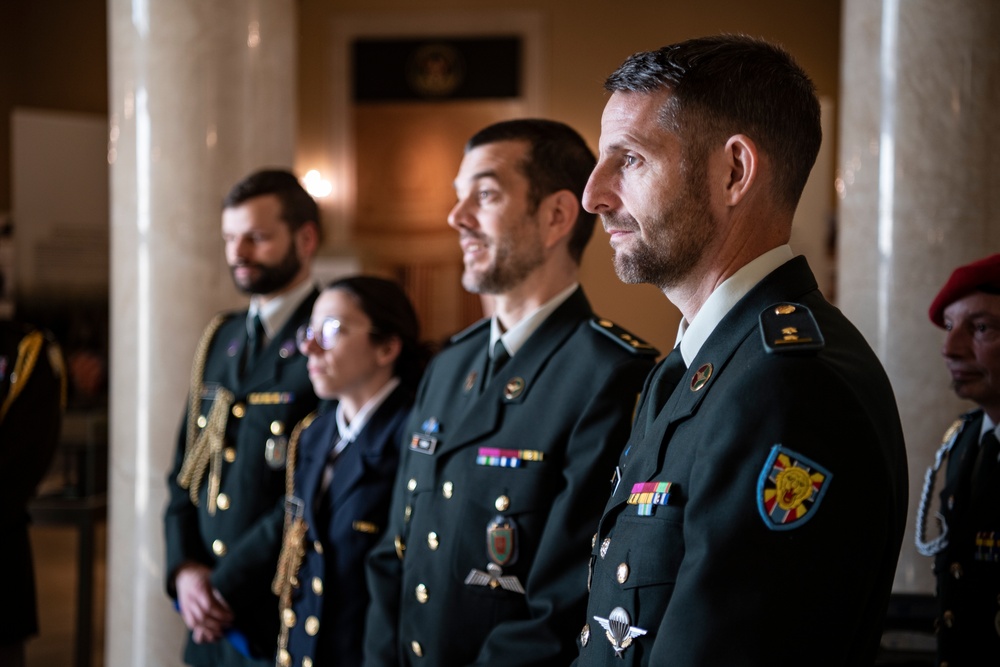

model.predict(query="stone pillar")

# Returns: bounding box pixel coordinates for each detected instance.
[838,0,1000,594]
[107,2,296,664]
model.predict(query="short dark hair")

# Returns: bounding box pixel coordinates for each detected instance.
[605,35,822,211]
[466,119,597,264]
[326,275,431,393]
[222,169,322,242]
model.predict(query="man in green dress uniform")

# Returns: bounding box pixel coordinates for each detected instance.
[364,119,657,666]
[164,170,323,666]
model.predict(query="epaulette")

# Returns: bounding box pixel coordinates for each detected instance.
[449,318,490,344]
[759,302,824,355]
[590,318,659,356]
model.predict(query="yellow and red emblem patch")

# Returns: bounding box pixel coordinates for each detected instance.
[757,445,832,531]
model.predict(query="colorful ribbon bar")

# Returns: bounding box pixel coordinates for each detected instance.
[627,481,671,516]
[476,447,545,467]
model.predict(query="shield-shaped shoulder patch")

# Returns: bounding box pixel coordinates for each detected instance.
[757,445,832,531]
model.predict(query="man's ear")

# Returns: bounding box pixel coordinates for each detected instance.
[295,221,320,258]
[537,189,579,251]
[721,134,759,208]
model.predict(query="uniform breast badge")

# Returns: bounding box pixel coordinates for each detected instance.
[464,515,525,594]
[593,607,646,657]
[409,417,440,455]
[626,481,672,515]
[757,445,832,530]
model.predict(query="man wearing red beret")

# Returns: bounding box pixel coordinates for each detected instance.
[917,252,1000,666]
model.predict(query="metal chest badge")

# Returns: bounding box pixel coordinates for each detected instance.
[487,515,518,566]
[594,607,647,657]
[464,515,525,594]
[757,445,832,530]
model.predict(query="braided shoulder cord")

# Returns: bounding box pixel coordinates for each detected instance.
[273,411,318,666]
[915,418,965,557]
[176,315,229,510]
[0,330,43,424]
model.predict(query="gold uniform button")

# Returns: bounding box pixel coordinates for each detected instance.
[943,610,955,628]
[442,481,454,499]
[404,505,413,522]
[580,623,591,647]
[212,540,227,556]
[415,584,429,604]
[282,608,297,628]
[216,493,230,511]
[411,640,423,657]
[950,562,963,579]
[270,420,284,436]
[302,657,313,667]
[305,615,320,636]
[407,478,418,491]
[314,541,324,555]
[495,495,510,512]
[616,563,630,584]
[394,535,406,559]
[290,575,299,588]
[224,447,237,463]
[277,648,291,667]
[591,533,597,548]
[196,415,207,428]
[231,403,246,418]
[427,532,439,550]
[312,577,323,595]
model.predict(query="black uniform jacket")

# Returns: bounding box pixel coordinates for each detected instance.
[164,290,321,664]
[364,287,656,667]
[0,322,63,644]
[283,384,411,667]
[933,409,1000,666]
[575,256,909,666]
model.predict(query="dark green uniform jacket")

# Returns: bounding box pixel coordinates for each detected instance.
[364,287,656,666]
[575,256,908,666]
[164,290,321,666]
[0,322,64,645]
[932,409,1000,666]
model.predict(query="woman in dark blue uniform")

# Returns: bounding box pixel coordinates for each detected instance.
[273,276,429,667]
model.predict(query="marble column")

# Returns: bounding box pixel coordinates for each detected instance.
[107,1,296,664]
[838,0,1000,594]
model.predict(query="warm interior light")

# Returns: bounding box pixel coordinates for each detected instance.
[302,169,333,198]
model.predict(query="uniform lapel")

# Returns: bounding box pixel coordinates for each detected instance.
[328,387,405,506]
[614,257,820,504]
[240,288,318,392]
[292,413,335,530]
[438,288,591,455]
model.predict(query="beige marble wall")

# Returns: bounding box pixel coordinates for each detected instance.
[107,1,296,664]
[838,0,1000,594]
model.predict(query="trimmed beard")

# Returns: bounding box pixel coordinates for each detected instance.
[230,244,302,296]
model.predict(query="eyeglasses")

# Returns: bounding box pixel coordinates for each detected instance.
[296,318,379,351]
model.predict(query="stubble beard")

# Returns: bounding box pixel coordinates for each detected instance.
[607,165,715,292]
[461,221,544,296]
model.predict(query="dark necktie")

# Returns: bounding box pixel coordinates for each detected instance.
[645,346,687,427]
[487,342,511,383]
[242,313,265,377]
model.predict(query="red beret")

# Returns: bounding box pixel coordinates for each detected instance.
[929,253,1000,327]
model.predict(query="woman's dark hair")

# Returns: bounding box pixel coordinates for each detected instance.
[326,275,431,392]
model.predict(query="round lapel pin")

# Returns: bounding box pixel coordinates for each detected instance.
[690,363,713,392]
[504,377,525,400]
